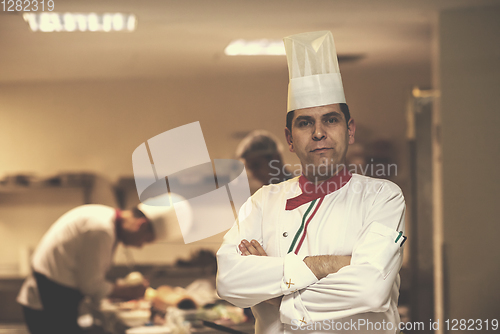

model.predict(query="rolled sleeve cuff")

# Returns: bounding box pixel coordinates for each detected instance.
[280,291,311,326]
[281,253,318,295]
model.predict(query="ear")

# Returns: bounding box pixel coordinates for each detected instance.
[347,119,356,145]
[134,217,148,231]
[284,127,295,153]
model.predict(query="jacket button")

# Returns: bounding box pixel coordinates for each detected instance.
[283,232,288,237]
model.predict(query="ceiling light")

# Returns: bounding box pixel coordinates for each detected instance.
[23,13,136,32]
[224,39,285,56]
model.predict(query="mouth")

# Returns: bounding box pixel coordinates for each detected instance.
[310,148,333,153]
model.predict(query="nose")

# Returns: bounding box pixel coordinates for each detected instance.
[312,123,326,141]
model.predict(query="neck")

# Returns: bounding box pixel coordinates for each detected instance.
[303,164,345,185]
[115,210,133,242]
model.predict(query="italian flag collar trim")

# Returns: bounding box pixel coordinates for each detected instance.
[285,171,352,210]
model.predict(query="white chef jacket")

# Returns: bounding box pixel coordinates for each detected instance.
[217,173,406,333]
[17,205,117,310]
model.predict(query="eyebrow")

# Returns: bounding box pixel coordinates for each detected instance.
[321,111,343,119]
[294,115,314,124]
[294,111,344,125]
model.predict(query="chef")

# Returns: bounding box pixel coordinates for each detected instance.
[216,31,406,333]
[17,193,188,334]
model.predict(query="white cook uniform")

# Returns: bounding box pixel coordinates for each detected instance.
[17,205,117,310]
[217,173,406,333]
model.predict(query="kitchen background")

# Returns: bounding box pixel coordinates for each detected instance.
[1,0,499,333]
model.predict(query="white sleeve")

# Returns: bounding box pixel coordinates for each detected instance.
[216,188,318,309]
[76,229,114,303]
[280,184,406,325]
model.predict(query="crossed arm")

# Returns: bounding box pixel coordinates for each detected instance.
[216,183,406,323]
[221,225,404,323]
[238,239,351,306]
[239,239,351,280]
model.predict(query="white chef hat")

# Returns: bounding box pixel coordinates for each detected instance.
[137,193,192,243]
[284,30,346,112]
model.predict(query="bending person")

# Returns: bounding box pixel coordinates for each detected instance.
[18,193,187,334]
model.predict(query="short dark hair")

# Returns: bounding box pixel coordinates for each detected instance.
[236,130,282,160]
[132,207,147,219]
[286,103,351,133]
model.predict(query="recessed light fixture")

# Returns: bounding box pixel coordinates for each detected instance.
[23,13,137,32]
[224,39,285,56]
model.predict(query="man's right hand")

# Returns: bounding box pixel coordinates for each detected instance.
[303,255,352,280]
[238,239,283,307]
[239,239,267,256]
[109,279,148,300]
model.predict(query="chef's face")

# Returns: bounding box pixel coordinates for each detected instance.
[122,219,155,248]
[285,104,355,182]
